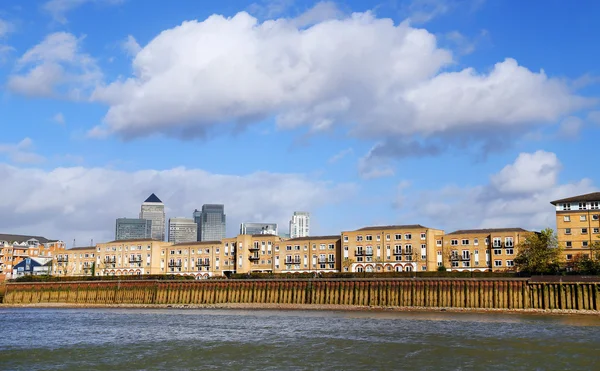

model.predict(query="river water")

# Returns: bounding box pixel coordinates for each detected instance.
[0,308,599,370]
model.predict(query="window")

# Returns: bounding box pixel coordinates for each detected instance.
[461,239,469,245]
[566,241,572,248]
[436,240,442,246]
[405,234,412,240]
[420,233,426,240]
[582,228,588,234]
[462,250,470,260]
[494,249,502,255]
[593,214,599,221]
[583,241,589,247]
[506,249,514,255]
[565,228,571,235]
[485,238,489,245]
[566,254,572,261]
[505,237,514,247]
[462,261,470,267]
[580,215,587,222]
[366,235,373,241]
[386,234,390,241]
[562,203,571,211]
[594,228,599,234]
[592,202,599,210]
[494,260,502,267]
[356,236,363,242]
[563,215,571,222]
[376,235,381,242]
[506,260,514,267]
[493,238,501,248]
[473,238,479,245]
[451,239,458,246]
[343,236,348,242]
[395,234,401,240]
[579,202,587,210]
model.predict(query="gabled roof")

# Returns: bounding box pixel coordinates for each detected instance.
[0,233,50,244]
[550,192,600,205]
[446,228,529,235]
[286,235,340,242]
[144,193,163,203]
[354,225,427,232]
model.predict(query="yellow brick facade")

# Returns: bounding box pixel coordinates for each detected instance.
[275,236,341,273]
[551,193,600,263]
[340,225,444,273]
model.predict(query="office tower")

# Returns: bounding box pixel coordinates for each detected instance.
[140,193,165,241]
[168,217,198,244]
[115,218,152,240]
[194,204,226,241]
[289,211,310,238]
[240,222,278,235]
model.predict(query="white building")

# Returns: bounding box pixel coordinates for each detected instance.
[289,212,310,238]
[240,223,278,235]
[168,217,198,244]
[140,193,165,241]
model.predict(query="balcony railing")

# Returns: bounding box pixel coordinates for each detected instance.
[168,262,182,267]
[56,257,68,262]
[249,255,260,261]
[197,260,210,266]
[355,250,364,256]
[129,257,142,263]
[249,246,260,251]
[318,259,335,264]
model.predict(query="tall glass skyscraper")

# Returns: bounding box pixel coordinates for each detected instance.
[115,218,152,241]
[194,204,226,241]
[139,193,165,241]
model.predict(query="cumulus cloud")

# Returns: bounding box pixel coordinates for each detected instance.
[89,9,589,152]
[412,150,596,232]
[43,0,124,24]
[0,163,356,243]
[0,138,46,164]
[8,32,102,98]
[121,35,141,57]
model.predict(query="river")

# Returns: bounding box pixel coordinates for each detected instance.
[1,308,599,370]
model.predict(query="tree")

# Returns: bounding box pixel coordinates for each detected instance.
[514,228,562,274]
[571,238,600,274]
[341,258,355,272]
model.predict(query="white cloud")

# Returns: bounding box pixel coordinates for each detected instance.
[328,148,353,164]
[8,32,102,98]
[558,116,583,138]
[405,0,451,23]
[0,18,13,38]
[413,151,596,232]
[0,18,15,63]
[43,0,124,24]
[0,138,46,164]
[0,163,356,243]
[248,0,295,19]
[121,35,141,57]
[443,29,488,55]
[90,10,589,144]
[53,112,66,125]
[588,111,600,125]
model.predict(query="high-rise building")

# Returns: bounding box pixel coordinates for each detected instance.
[289,211,310,238]
[194,204,226,241]
[140,193,165,241]
[168,217,198,244]
[240,222,278,235]
[115,218,152,240]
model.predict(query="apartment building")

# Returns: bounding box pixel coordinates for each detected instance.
[55,246,96,276]
[0,234,65,278]
[275,236,341,273]
[94,239,171,276]
[551,192,600,262]
[160,240,227,278]
[439,228,530,272]
[341,225,444,273]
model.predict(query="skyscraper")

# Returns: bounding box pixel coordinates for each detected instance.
[168,217,198,244]
[289,211,310,238]
[240,222,278,235]
[194,204,226,241]
[115,218,152,240]
[140,193,165,241]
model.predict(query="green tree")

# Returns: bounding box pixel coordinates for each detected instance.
[514,228,562,274]
[571,238,600,274]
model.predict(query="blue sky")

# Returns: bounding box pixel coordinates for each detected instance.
[0,0,598,245]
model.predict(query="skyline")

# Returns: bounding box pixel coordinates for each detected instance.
[0,0,598,244]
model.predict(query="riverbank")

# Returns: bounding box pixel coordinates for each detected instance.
[2,302,599,316]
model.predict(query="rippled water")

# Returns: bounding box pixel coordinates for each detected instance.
[1,308,599,370]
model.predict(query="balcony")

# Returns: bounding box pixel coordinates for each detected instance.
[197,260,210,266]
[355,250,365,256]
[249,246,260,251]
[249,255,260,261]
[56,257,69,263]
[318,259,335,264]
[168,262,182,268]
[129,257,142,263]
[364,251,373,256]
[393,251,403,256]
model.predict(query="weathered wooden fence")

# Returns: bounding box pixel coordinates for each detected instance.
[3,279,600,311]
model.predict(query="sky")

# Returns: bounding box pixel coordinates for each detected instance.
[0,0,598,246]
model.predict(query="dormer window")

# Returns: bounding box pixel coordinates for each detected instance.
[562,203,571,211]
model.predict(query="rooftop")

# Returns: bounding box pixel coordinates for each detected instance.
[550,192,600,205]
[0,233,50,244]
[172,241,222,246]
[286,235,340,241]
[144,193,163,203]
[446,228,529,235]
[353,225,427,232]
[103,238,161,244]
[68,246,96,251]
